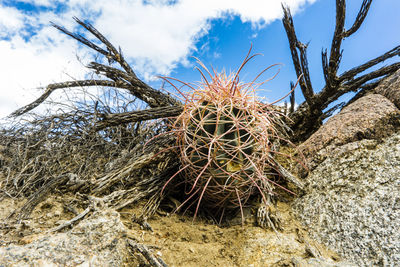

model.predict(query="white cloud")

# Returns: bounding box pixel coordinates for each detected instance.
[0,6,25,37]
[0,0,316,118]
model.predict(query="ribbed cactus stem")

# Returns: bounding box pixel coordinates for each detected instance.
[164,55,297,220]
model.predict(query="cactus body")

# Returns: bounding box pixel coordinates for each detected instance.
[170,70,286,214]
[160,52,298,220]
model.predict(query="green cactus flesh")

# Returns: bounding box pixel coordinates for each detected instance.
[185,101,258,184]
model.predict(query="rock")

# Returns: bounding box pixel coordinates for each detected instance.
[375,69,400,109]
[299,94,400,171]
[294,133,400,266]
[0,209,129,266]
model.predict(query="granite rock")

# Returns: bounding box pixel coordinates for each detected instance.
[294,133,400,266]
[299,94,400,172]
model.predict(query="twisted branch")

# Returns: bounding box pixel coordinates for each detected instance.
[344,0,373,37]
[282,5,314,105]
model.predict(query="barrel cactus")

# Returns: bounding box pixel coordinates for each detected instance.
[164,55,295,219]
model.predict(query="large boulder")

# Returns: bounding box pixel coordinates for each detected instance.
[294,93,400,266]
[0,209,129,266]
[299,94,400,172]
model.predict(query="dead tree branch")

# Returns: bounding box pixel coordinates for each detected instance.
[96,106,183,130]
[49,205,92,233]
[339,44,400,83]
[10,80,133,117]
[282,6,314,104]
[344,0,373,37]
[325,0,346,90]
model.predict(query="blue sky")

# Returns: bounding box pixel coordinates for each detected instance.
[0,0,399,118]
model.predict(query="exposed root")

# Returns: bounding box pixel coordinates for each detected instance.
[256,195,283,232]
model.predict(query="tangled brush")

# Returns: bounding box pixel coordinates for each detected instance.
[162,50,299,220]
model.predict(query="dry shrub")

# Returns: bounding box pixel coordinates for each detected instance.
[0,87,174,219]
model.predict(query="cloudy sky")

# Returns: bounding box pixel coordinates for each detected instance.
[0,0,399,118]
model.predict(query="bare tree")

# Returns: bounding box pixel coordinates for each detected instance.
[282,0,400,141]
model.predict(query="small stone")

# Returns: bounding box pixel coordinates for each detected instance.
[54,210,62,217]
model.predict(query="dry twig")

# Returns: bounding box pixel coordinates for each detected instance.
[50,205,92,233]
[127,239,168,267]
